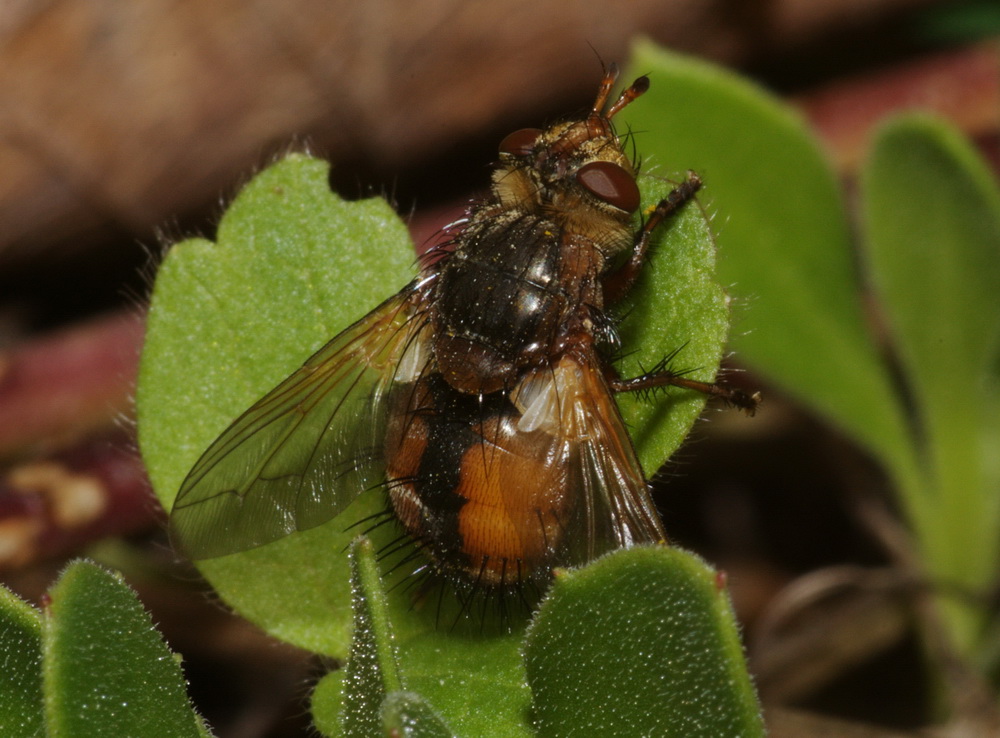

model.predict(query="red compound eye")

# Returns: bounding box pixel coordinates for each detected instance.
[575,161,639,212]
[499,128,542,157]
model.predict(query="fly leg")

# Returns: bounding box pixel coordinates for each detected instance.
[602,172,703,305]
[608,357,760,416]
[602,171,759,414]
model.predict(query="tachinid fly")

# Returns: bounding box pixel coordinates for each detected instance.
[169,65,759,600]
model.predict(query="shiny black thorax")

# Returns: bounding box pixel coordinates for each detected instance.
[431,193,624,394]
[429,205,606,395]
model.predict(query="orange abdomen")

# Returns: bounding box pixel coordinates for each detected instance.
[384,375,570,589]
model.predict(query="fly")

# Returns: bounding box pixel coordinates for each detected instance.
[170,65,759,598]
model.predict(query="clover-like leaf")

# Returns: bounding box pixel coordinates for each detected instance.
[138,154,416,656]
[137,152,733,658]
[38,561,206,737]
[622,40,922,498]
[0,586,43,737]
[862,114,1000,655]
[616,176,736,473]
[525,546,764,737]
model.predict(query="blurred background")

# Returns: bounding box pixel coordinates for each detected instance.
[1,1,998,735]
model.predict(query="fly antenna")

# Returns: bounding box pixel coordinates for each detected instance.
[606,75,649,119]
[592,61,620,114]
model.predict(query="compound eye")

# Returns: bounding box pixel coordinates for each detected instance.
[499,128,542,157]
[575,161,640,212]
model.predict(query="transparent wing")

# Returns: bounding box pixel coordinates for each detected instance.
[171,284,430,559]
[512,353,666,571]
[563,354,667,563]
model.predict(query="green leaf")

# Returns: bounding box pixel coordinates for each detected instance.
[861,114,1000,653]
[0,586,43,738]
[309,671,345,737]
[41,561,206,738]
[137,154,416,656]
[391,623,529,738]
[308,535,528,736]
[339,538,403,737]
[525,546,764,737]
[616,176,736,473]
[137,152,733,657]
[381,691,458,737]
[622,40,922,499]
